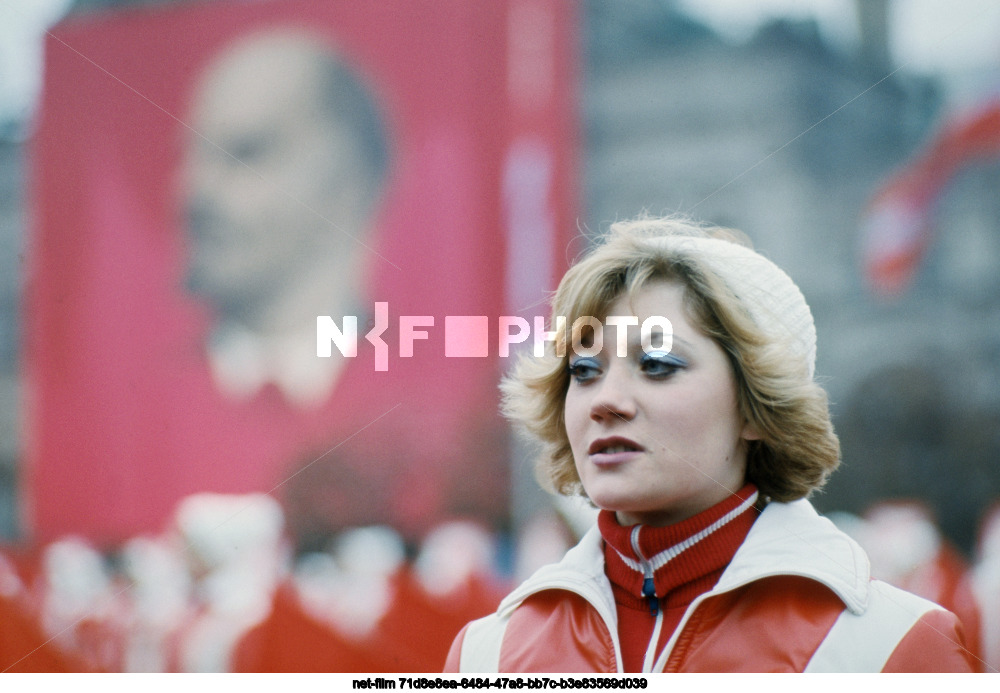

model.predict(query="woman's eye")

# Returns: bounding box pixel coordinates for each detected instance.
[567,358,601,383]
[640,351,685,378]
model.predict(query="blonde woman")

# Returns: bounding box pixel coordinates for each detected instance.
[445,217,977,673]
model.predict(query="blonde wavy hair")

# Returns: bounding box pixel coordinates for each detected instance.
[502,216,840,503]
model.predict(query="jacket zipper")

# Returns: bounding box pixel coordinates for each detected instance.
[629,525,658,615]
[630,525,665,673]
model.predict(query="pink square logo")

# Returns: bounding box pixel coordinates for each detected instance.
[445,316,489,357]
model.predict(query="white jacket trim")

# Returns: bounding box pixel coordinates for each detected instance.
[459,612,507,672]
[804,579,941,672]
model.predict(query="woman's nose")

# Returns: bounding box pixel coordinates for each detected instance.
[589,367,637,423]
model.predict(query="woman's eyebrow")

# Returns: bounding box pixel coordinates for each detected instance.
[622,332,691,351]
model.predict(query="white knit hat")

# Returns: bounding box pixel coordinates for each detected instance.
[649,235,817,379]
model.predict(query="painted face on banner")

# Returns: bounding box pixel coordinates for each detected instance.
[183,32,380,328]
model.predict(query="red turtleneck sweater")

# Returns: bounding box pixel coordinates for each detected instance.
[598,484,760,673]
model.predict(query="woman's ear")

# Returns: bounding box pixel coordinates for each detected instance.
[741,420,762,441]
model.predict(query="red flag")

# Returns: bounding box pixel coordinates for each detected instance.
[862,97,1000,296]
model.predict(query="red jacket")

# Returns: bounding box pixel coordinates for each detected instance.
[445,500,977,673]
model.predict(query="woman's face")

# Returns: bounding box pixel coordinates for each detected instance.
[563,280,755,527]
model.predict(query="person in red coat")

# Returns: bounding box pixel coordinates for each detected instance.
[857,500,984,669]
[446,216,978,673]
[0,552,87,672]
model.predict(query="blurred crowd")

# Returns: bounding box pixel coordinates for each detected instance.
[831,500,1000,672]
[0,493,998,673]
[0,493,571,673]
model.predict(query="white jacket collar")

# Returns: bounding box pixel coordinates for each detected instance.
[502,498,872,617]
[718,498,871,614]
[498,522,611,622]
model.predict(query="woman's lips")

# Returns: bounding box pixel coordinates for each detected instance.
[588,437,644,465]
[590,449,643,466]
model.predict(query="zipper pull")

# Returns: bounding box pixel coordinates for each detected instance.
[631,526,659,617]
[642,576,658,616]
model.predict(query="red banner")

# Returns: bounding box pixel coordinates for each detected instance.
[26,0,579,545]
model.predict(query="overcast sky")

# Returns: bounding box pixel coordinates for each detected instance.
[0,0,73,127]
[2,0,999,130]
[679,0,1000,101]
